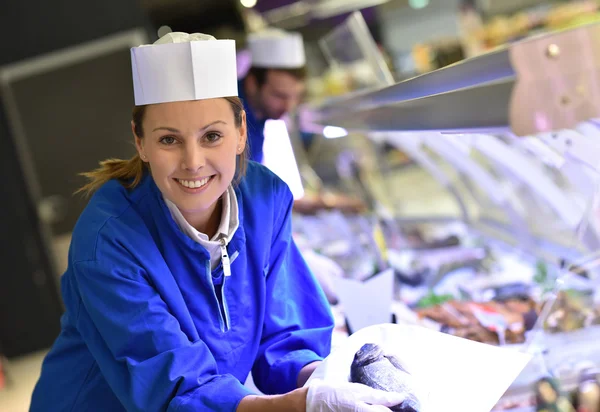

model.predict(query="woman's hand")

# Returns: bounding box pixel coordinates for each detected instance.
[237,378,406,412]
[306,379,408,412]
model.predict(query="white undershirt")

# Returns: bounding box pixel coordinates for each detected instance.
[165,186,239,270]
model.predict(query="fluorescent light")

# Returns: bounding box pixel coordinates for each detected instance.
[409,0,429,9]
[262,120,305,200]
[323,126,348,139]
[241,0,258,8]
[312,0,390,19]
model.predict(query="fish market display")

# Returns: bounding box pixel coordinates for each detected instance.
[350,343,421,412]
[576,368,600,412]
[534,377,576,412]
[544,290,600,333]
[413,288,600,346]
[492,361,600,411]
[416,299,538,345]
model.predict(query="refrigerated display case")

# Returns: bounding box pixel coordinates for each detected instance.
[299,15,600,411]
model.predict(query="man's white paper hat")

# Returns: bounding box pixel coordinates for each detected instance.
[131,32,238,106]
[248,29,306,69]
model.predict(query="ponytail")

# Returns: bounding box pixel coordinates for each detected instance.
[75,154,146,197]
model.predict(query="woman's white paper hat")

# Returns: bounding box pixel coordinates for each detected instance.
[248,29,306,69]
[131,32,238,106]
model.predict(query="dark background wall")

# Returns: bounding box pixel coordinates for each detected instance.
[0,0,153,358]
[0,0,154,66]
[0,99,64,357]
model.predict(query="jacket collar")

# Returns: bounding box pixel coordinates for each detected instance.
[143,174,246,258]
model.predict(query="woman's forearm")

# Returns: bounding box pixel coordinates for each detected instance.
[237,387,307,412]
[237,360,320,411]
[297,361,321,388]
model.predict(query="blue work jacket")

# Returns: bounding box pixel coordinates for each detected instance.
[30,162,333,411]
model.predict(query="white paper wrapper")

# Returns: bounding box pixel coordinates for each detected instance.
[305,323,532,412]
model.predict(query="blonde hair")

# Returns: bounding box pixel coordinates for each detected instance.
[76,97,248,196]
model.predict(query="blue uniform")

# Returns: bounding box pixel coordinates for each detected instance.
[30,162,334,412]
[239,79,266,163]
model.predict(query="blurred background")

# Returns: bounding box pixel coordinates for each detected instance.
[3,0,600,411]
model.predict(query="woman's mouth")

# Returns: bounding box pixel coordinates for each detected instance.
[174,176,214,193]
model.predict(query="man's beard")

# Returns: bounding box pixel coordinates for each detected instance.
[267,109,285,120]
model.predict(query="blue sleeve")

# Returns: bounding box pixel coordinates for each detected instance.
[72,254,254,412]
[251,183,335,395]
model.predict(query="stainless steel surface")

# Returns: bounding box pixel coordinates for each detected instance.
[315,46,514,120]
[320,78,514,132]
[315,23,600,135]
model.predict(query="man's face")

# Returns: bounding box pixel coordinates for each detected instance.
[256,70,305,120]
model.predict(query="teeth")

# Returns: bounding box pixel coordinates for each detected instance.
[178,177,210,189]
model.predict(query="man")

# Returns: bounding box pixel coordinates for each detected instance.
[240,28,365,211]
[237,29,371,309]
[239,29,307,164]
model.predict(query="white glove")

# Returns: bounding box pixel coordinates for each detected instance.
[306,379,409,412]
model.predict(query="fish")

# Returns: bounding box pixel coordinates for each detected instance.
[350,343,422,412]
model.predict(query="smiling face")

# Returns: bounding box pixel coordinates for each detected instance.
[134,98,246,231]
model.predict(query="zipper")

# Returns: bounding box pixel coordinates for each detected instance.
[219,237,232,279]
[221,275,231,334]
[215,236,232,332]
[206,261,225,332]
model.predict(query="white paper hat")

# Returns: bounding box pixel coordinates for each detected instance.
[131,32,238,106]
[248,29,306,69]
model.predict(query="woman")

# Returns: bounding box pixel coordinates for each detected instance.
[30,32,403,412]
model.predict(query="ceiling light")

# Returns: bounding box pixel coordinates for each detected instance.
[323,126,348,139]
[241,0,258,8]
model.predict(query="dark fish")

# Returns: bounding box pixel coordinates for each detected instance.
[350,343,421,412]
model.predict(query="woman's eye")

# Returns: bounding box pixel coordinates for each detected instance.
[205,132,222,143]
[160,136,177,145]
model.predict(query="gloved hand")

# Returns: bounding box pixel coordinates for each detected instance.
[306,378,408,412]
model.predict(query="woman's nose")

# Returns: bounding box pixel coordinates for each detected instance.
[181,145,205,172]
